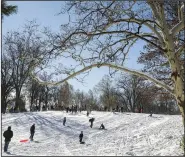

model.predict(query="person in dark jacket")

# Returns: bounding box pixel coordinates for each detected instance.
[116,105,119,112]
[63,117,66,126]
[149,110,153,117]
[3,126,13,152]
[30,124,35,141]
[89,118,95,128]
[79,131,83,143]
[87,111,89,117]
[99,123,105,130]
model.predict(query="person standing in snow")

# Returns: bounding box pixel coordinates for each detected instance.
[79,131,83,143]
[63,117,66,126]
[66,107,69,113]
[116,105,119,112]
[87,111,89,116]
[3,126,13,152]
[30,124,35,141]
[89,118,95,128]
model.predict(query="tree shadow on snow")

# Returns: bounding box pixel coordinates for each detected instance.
[23,113,90,138]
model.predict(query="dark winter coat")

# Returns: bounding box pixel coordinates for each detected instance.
[3,128,13,142]
[89,118,95,123]
[100,124,105,129]
[79,133,83,139]
[30,125,35,133]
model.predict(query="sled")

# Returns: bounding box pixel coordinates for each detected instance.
[20,139,29,142]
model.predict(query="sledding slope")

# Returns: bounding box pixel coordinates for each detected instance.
[1,111,184,156]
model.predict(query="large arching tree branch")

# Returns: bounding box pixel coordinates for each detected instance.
[30,63,174,95]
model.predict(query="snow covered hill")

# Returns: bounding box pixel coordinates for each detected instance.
[1,111,184,156]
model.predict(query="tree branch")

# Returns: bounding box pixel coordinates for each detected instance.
[170,3,184,35]
[31,63,174,95]
[175,44,185,56]
[170,21,184,36]
[87,30,165,52]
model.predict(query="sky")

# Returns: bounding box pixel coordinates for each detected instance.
[2,1,145,92]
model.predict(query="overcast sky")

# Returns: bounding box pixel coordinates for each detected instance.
[2,1,145,92]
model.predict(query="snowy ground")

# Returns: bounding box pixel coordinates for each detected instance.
[1,111,184,156]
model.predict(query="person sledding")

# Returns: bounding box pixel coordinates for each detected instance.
[30,124,35,141]
[99,123,105,130]
[89,118,95,128]
[79,131,84,144]
[3,126,13,152]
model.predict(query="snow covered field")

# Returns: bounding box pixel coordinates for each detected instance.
[2,111,184,156]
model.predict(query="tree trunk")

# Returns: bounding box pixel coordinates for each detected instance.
[45,94,48,111]
[171,61,184,126]
[176,96,184,125]
[39,96,41,111]
[1,91,5,113]
[30,95,34,112]
[1,94,7,113]
[15,89,21,112]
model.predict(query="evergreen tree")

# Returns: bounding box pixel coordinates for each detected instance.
[1,0,17,20]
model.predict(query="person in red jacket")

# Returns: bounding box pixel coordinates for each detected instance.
[3,126,13,152]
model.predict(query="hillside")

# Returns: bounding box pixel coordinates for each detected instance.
[2,111,184,156]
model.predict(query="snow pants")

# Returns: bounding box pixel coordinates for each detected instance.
[30,132,34,140]
[79,137,83,143]
[4,141,10,152]
[63,121,66,126]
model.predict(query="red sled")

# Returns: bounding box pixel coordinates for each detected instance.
[20,139,29,142]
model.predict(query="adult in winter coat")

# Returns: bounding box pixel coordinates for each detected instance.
[63,117,66,126]
[87,111,89,117]
[79,131,83,143]
[30,124,35,141]
[89,118,95,128]
[3,126,13,152]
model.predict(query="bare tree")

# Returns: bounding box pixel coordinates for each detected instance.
[76,90,86,111]
[27,79,39,111]
[3,21,57,111]
[95,75,117,111]
[117,74,141,112]
[87,89,99,111]
[31,1,184,124]
[74,89,81,110]
[58,81,74,109]
[1,54,14,113]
